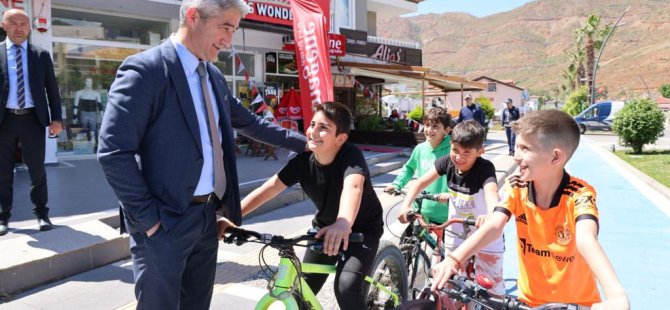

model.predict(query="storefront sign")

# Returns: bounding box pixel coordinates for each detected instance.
[0,0,27,12]
[340,28,368,54]
[333,74,354,88]
[328,33,346,56]
[277,52,298,75]
[340,28,422,66]
[283,33,346,56]
[264,83,278,98]
[265,52,277,73]
[290,0,334,132]
[245,0,330,30]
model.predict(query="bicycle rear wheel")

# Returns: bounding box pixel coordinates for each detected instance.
[366,240,409,309]
[399,243,432,300]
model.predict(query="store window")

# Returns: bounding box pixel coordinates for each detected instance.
[331,0,353,32]
[214,51,256,107]
[52,8,168,45]
[51,9,169,155]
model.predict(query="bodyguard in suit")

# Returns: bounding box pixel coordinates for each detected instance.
[97,1,306,308]
[0,9,63,236]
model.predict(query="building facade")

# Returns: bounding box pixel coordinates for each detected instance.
[0,0,422,160]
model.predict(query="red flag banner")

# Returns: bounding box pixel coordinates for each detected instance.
[290,0,334,132]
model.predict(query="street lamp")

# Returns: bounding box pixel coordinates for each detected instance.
[590,6,630,105]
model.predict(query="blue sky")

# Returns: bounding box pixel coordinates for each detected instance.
[408,0,535,17]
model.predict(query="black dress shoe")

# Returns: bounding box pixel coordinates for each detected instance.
[0,224,8,236]
[38,217,53,231]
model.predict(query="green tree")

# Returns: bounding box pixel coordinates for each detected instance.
[659,84,670,98]
[474,96,495,121]
[562,86,589,116]
[613,97,665,154]
[576,14,613,104]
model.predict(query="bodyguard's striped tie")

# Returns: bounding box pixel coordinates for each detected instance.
[15,45,25,109]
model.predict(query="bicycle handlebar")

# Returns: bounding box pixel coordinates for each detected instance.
[223,227,364,247]
[441,275,590,310]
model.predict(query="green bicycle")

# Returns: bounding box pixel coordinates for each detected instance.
[223,227,408,309]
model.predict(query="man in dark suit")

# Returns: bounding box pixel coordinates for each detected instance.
[97,1,306,309]
[0,9,63,236]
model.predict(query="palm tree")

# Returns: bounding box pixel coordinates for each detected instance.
[563,46,585,92]
[576,14,612,105]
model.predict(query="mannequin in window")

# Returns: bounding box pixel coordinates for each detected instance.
[73,78,102,143]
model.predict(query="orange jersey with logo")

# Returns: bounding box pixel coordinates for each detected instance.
[495,172,601,307]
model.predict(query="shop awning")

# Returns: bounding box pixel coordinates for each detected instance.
[338,61,486,92]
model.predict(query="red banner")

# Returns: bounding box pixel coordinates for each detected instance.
[290,0,334,132]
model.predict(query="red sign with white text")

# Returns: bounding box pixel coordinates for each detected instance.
[283,33,346,56]
[290,0,334,132]
[245,0,330,30]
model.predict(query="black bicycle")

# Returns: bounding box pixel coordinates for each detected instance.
[396,274,590,310]
[387,189,476,300]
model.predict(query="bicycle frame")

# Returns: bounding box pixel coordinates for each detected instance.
[256,253,401,309]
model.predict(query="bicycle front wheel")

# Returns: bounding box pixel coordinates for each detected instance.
[394,299,436,310]
[399,243,431,300]
[366,240,409,309]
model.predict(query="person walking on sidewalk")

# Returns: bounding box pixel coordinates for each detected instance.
[457,94,486,128]
[0,9,63,236]
[502,98,520,156]
[97,1,306,309]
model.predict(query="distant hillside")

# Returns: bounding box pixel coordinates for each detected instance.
[377,0,670,97]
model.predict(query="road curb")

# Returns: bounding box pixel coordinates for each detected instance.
[588,142,670,204]
[0,151,406,297]
[0,214,127,296]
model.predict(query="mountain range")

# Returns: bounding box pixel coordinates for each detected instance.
[377,0,670,97]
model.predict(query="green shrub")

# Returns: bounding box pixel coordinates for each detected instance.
[612,97,665,154]
[355,115,385,132]
[659,84,670,99]
[562,86,589,116]
[390,119,409,132]
[475,96,495,121]
[407,106,424,123]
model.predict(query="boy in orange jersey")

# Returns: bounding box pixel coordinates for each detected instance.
[430,110,629,309]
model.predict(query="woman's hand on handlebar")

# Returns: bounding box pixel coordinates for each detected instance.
[435,192,449,204]
[217,217,237,240]
[315,219,352,256]
[431,257,460,291]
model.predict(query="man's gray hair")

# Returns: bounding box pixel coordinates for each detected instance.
[179,0,251,26]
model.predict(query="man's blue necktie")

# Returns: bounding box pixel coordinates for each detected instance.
[15,45,25,109]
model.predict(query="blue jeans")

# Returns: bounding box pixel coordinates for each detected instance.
[505,126,516,154]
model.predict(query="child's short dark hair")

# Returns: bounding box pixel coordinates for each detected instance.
[423,107,452,129]
[511,109,580,160]
[451,120,486,149]
[313,102,353,135]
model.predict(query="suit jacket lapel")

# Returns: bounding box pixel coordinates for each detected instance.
[160,41,203,154]
[27,44,38,97]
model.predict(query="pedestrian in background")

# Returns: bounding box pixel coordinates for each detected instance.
[502,98,520,156]
[97,1,306,309]
[457,94,486,128]
[0,9,63,236]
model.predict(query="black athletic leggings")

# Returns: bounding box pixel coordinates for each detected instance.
[301,233,381,310]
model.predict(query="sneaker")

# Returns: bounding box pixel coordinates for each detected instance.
[0,224,8,236]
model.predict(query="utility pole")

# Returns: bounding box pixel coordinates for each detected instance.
[590,5,630,105]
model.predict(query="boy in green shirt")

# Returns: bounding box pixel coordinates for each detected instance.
[386,107,452,224]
